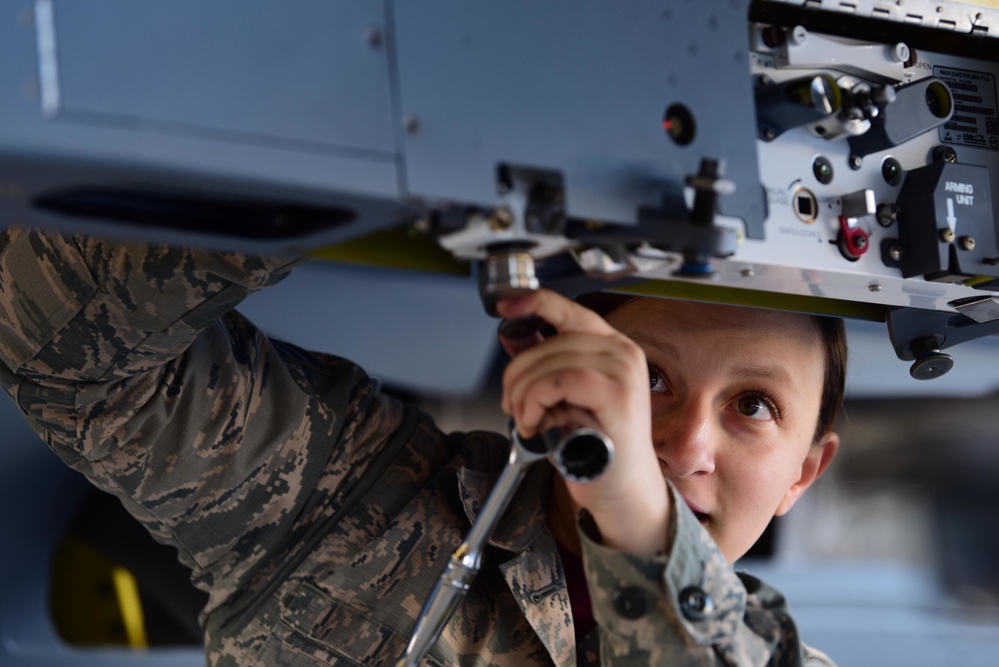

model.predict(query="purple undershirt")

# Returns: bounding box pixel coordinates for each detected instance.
[555,540,597,643]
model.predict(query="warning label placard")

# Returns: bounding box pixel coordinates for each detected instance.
[934,66,999,151]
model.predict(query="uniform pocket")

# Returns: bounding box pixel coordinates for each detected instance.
[263,580,445,667]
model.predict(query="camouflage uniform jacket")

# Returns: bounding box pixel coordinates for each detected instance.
[0,229,835,666]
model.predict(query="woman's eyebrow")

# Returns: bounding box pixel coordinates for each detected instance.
[731,365,797,392]
[627,330,799,392]
[627,332,681,362]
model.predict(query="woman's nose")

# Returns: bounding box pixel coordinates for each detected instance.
[654,406,716,478]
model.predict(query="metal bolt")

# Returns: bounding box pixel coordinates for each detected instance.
[869,282,882,292]
[940,228,955,243]
[877,203,899,227]
[849,155,863,170]
[402,114,420,135]
[960,235,976,250]
[889,245,903,262]
[489,206,514,230]
[854,235,868,249]
[740,267,755,278]
[762,128,776,141]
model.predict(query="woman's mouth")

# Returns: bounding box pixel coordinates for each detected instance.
[683,498,710,524]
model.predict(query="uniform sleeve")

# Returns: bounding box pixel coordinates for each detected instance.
[0,228,407,620]
[579,482,830,666]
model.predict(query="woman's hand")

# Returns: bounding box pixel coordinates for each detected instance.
[497,289,671,556]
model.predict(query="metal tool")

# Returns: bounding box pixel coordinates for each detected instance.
[396,423,613,666]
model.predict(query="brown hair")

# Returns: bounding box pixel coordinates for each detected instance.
[809,314,847,443]
[577,292,847,443]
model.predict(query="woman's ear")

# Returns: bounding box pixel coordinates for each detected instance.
[774,431,840,517]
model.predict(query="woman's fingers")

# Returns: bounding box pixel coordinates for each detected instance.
[503,342,641,433]
[497,289,617,338]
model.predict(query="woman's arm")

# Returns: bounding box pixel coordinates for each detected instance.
[0,228,407,619]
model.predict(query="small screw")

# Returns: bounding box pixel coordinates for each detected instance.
[869,282,882,292]
[365,27,383,49]
[490,207,514,230]
[889,245,903,262]
[854,235,869,249]
[413,216,431,234]
[959,235,976,250]
[877,203,899,227]
[849,155,863,170]
[761,128,776,141]
[402,114,420,135]
[940,228,955,243]
[740,267,755,277]
[790,25,808,46]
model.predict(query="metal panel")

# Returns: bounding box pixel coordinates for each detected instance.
[54,0,397,155]
[0,0,406,253]
[393,0,765,233]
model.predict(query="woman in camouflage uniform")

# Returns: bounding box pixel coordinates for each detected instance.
[0,229,843,666]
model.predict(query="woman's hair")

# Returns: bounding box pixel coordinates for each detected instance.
[809,314,847,443]
[577,292,847,443]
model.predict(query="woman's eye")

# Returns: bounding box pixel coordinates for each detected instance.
[736,395,774,420]
[648,365,667,393]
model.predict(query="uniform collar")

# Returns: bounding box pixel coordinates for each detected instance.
[454,432,554,553]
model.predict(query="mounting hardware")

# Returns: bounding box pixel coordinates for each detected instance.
[675,158,737,277]
[908,335,954,380]
[478,244,539,315]
[489,207,514,231]
[877,203,899,227]
[755,74,841,140]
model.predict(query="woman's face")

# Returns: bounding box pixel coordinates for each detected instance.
[607,297,839,562]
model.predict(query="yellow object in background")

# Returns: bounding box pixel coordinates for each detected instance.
[49,536,148,649]
[111,565,148,649]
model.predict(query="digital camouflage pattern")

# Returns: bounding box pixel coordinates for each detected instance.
[0,228,835,666]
